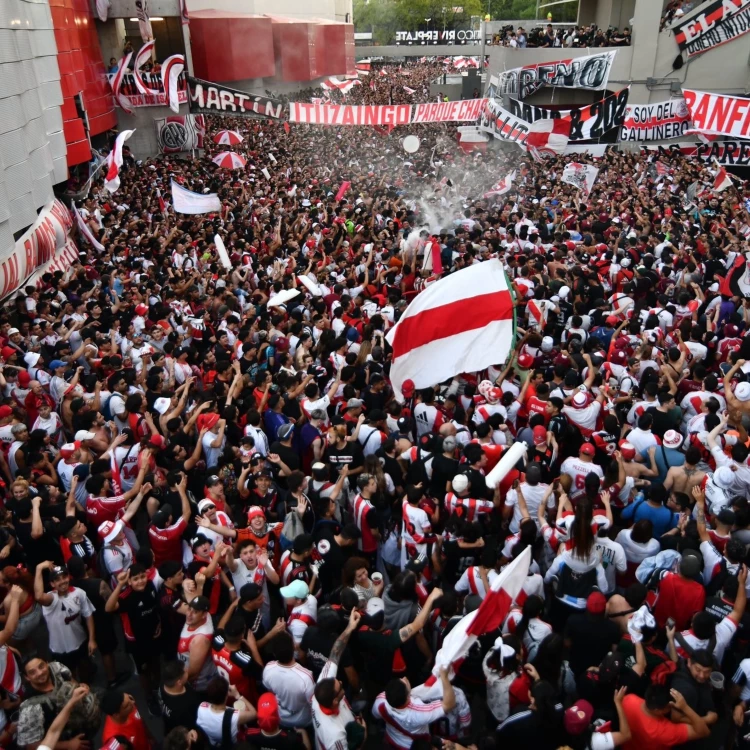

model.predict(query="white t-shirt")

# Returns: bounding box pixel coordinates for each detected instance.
[196,703,239,746]
[42,588,94,653]
[287,595,317,645]
[261,662,314,728]
[504,482,553,533]
[202,431,226,469]
[615,529,661,565]
[560,458,603,498]
[594,537,627,595]
[312,661,355,749]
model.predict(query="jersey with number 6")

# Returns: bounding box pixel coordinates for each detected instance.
[560,457,604,499]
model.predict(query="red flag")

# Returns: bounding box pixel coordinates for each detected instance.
[714,165,733,192]
[283,122,290,134]
[334,181,351,201]
[158,195,166,213]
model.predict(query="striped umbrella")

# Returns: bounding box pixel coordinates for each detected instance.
[212,152,247,169]
[212,130,243,145]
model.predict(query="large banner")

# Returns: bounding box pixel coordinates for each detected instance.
[394,29,481,43]
[155,115,205,153]
[288,99,487,125]
[187,77,284,119]
[673,0,750,58]
[683,89,750,138]
[495,50,616,99]
[0,200,76,300]
[620,98,692,141]
[509,88,629,142]
[644,140,750,166]
[109,72,188,108]
[477,98,531,143]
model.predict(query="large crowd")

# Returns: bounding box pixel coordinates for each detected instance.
[0,57,748,750]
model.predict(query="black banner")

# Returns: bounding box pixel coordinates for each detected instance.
[187,76,284,119]
[673,0,750,57]
[508,88,629,143]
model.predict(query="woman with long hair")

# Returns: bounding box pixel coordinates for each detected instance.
[341,556,383,603]
[503,595,552,662]
[497,677,566,749]
[483,636,522,726]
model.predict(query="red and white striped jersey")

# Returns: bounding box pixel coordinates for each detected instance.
[472,402,507,426]
[351,493,378,553]
[455,566,498,598]
[444,492,494,522]
[402,500,434,556]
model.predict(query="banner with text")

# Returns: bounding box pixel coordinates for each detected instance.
[187,76,284,120]
[508,88,629,142]
[683,89,750,138]
[643,140,750,166]
[108,72,188,108]
[620,98,692,141]
[477,98,531,143]
[495,50,617,99]
[673,0,750,58]
[288,99,488,125]
[0,200,76,300]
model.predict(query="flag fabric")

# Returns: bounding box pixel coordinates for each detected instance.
[111,52,134,115]
[335,181,351,201]
[320,77,361,94]
[385,259,515,401]
[161,54,185,114]
[96,0,110,22]
[403,86,416,95]
[133,41,159,97]
[104,129,135,193]
[522,118,570,160]
[418,547,531,685]
[562,162,599,197]
[214,235,232,270]
[283,122,291,134]
[135,0,153,41]
[714,165,734,192]
[484,171,515,198]
[74,206,105,252]
[179,0,189,25]
[719,253,750,298]
[171,180,221,214]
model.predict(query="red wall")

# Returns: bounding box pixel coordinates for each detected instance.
[272,21,318,82]
[50,0,117,167]
[314,24,353,77]
[191,13,275,82]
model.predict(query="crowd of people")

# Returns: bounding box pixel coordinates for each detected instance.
[490,23,631,48]
[0,57,749,750]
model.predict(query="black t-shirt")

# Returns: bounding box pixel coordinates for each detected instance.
[429,453,459,498]
[496,705,565,750]
[158,684,202,734]
[326,442,363,480]
[244,727,306,749]
[441,539,481,586]
[269,441,301,481]
[300,626,352,680]
[240,605,267,641]
[564,613,621,676]
[118,581,161,644]
[16,519,62,567]
[646,406,679,439]
[314,533,351,596]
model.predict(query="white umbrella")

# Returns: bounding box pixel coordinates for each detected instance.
[213,130,243,145]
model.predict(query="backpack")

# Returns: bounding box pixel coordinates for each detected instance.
[704,557,731,597]
[650,660,678,686]
[281,508,306,552]
[96,544,117,579]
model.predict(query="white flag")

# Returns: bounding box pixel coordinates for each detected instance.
[96,0,110,22]
[74,206,105,252]
[135,0,153,42]
[133,41,158,96]
[562,162,599,197]
[104,129,135,193]
[161,55,185,114]
[484,170,515,198]
[261,167,271,180]
[214,234,232,270]
[171,180,221,214]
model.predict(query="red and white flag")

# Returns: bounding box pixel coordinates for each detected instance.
[714,164,734,192]
[161,54,185,113]
[522,118,570,160]
[562,162,599,198]
[403,85,416,95]
[484,170,515,198]
[104,129,135,193]
[385,259,515,401]
[111,52,134,115]
[320,77,361,94]
[417,547,531,685]
[74,206,105,252]
[133,41,159,97]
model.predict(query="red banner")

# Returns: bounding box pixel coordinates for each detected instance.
[683,89,750,139]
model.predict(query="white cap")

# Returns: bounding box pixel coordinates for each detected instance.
[452,475,469,493]
[74,430,96,442]
[621,258,631,267]
[558,285,571,300]
[154,397,172,415]
[572,391,588,407]
[735,382,750,402]
[663,430,683,449]
[99,519,124,544]
[541,336,554,353]
[714,466,735,490]
[24,352,40,367]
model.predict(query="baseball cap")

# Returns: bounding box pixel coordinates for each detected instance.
[24,352,40,367]
[0,405,13,419]
[154,397,172,415]
[74,430,96,442]
[564,700,594,735]
[619,441,636,460]
[98,519,123,544]
[59,441,81,459]
[452,474,469,493]
[517,352,534,369]
[599,652,624,683]
[17,371,30,387]
[257,693,280,732]
[366,597,385,616]
[586,591,606,615]
[735,382,750,402]
[151,504,173,528]
[6,328,18,336]
[714,466,735,490]
[277,423,294,440]
[572,391,588,407]
[49,564,69,580]
[605,315,618,326]
[239,582,263,602]
[135,304,148,315]
[279,580,309,600]
[188,595,210,611]
[190,534,211,551]
[532,425,547,446]
[149,434,167,449]
[49,359,67,371]
[580,443,595,457]
[663,430,683,449]
[197,499,216,514]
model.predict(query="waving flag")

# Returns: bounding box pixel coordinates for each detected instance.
[133,41,159,97]
[484,171,515,198]
[719,253,750,298]
[714,165,734,192]
[403,86,416,95]
[171,180,221,214]
[523,118,570,160]
[111,52,134,114]
[161,54,185,113]
[74,206,105,252]
[96,0,110,22]
[562,162,599,198]
[104,129,135,193]
[385,259,515,401]
[418,547,531,685]
[320,77,361,94]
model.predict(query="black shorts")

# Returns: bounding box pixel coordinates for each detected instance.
[126,639,159,674]
[50,641,89,672]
